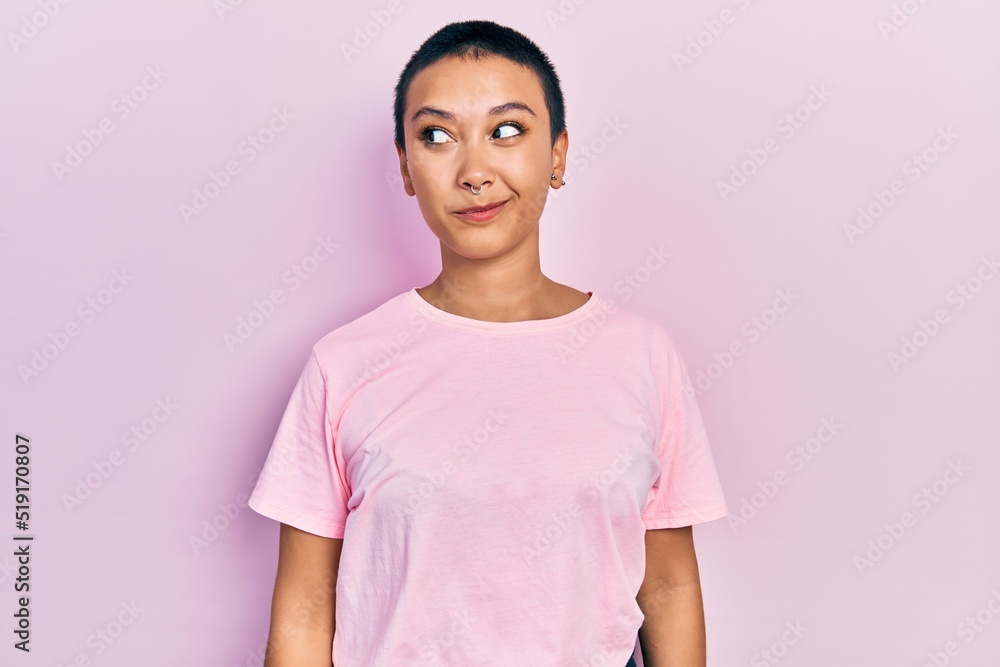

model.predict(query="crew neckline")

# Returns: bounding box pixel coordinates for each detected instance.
[402,287,599,333]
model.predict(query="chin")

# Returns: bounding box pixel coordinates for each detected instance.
[444,237,517,260]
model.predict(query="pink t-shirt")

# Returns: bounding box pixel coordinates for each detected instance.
[248,287,729,666]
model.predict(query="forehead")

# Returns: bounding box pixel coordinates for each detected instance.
[406,55,547,120]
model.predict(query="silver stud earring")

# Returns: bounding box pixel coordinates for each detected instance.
[551,174,565,186]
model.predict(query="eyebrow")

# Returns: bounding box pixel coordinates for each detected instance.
[409,101,537,125]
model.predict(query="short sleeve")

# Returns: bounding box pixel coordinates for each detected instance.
[248,347,349,539]
[641,330,729,529]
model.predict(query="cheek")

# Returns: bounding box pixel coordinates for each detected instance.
[409,162,447,195]
[411,182,454,227]
[499,157,541,191]
[407,149,440,173]
[517,142,554,179]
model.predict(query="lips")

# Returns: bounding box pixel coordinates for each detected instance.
[455,200,506,214]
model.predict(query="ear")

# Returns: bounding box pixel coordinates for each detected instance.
[550,129,569,187]
[395,141,416,196]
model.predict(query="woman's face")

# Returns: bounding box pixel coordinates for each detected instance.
[396,55,567,261]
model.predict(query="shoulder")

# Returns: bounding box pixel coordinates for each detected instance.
[300,290,444,397]
[592,295,681,351]
[312,290,407,344]
[299,291,416,374]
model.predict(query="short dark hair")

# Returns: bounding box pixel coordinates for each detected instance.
[393,20,566,155]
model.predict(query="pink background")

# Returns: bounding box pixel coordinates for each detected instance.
[3,1,999,665]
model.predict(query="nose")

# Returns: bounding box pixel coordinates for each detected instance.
[457,137,494,193]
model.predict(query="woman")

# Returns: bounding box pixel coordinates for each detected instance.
[249,19,728,667]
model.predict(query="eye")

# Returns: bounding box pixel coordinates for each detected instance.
[424,128,449,145]
[494,122,525,139]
